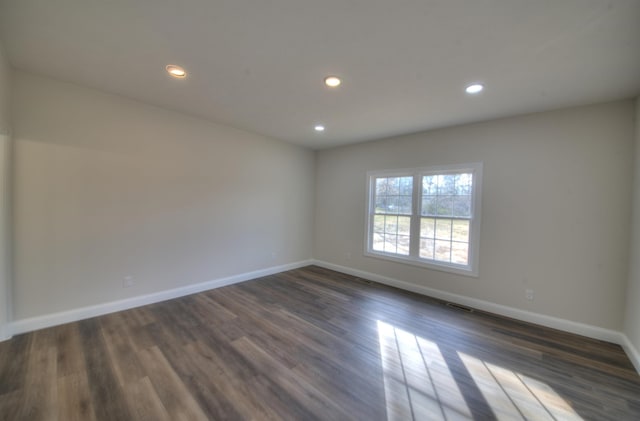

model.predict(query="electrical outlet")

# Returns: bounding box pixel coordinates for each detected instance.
[123,275,135,288]
[525,289,534,301]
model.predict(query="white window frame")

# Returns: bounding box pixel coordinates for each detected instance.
[365,163,482,277]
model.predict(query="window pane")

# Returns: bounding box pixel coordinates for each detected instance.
[373,233,385,251]
[397,235,410,255]
[399,177,413,195]
[376,196,399,214]
[420,217,435,238]
[452,220,469,242]
[376,197,384,213]
[422,176,437,195]
[376,178,388,195]
[422,196,437,216]
[375,196,387,213]
[398,196,412,214]
[387,177,400,195]
[436,196,453,216]
[451,242,469,265]
[438,175,456,195]
[385,215,398,235]
[398,216,411,235]
[453,195,471,217]
[435,240,451,262]
[384,235,397,253]
[374,215,385,233]
[435,219,452,240]
[455,173,472,195]
[420,238,435,259]
[387,196,400,214]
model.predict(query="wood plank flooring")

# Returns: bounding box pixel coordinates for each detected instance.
[1,265,639,420]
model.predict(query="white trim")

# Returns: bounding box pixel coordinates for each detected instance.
[8,259,314,336]
[621,334,640,374]
[312,260,624,344]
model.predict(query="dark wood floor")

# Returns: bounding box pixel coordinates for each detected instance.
[1,266,639,420]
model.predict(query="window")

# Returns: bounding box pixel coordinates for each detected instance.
[366,163,482,276]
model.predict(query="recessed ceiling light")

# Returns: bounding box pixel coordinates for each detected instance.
[465,84,484,94]
[166,65,187,79]
[324,76,341,88]
[314,125,325,132]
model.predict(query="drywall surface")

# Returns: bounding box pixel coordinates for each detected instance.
[315,101,635,330]
[12,71,315,320]
[625,97,640,353]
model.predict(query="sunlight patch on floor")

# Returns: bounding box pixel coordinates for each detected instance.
[458,352,583,421]
[377,320,472,420]
[377,320,583,421]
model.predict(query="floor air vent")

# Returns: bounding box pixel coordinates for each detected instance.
[446,302,474,313]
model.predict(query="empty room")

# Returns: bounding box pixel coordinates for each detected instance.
[1,1,640,420]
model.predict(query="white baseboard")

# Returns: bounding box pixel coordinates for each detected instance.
[312,260,624,345]
[8,259,314,337]
[621,334,640,374]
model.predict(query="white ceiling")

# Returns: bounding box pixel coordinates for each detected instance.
[1,0,639,149]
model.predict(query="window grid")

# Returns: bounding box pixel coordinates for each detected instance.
[419,172,473,266]
[371,176,413,256]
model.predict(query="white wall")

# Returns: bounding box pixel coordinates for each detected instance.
[12,71,315,320]
[0,41,10,340]
[315,101,635,330]
[624,97,640,365]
